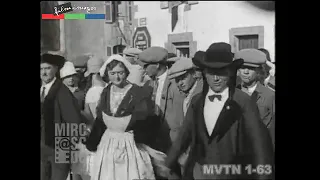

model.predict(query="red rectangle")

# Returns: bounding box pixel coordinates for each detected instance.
[42,14,64,20]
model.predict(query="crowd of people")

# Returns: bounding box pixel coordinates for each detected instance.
[41,42,275,180]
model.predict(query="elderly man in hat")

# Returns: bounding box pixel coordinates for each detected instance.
[163,43,274,180]
[41,54,84,180]
[235,49,275,147]
[60,61,85,110]
[122,47,150,86]
[166,55,203,174]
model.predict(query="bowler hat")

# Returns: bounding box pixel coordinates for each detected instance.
[41,53,66,69]
[193,42,243,69]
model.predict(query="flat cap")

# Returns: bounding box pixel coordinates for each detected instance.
[167,56,180,63]
[138,46,168,65]
[123,48,142,56]
[234,49,266,67]
[72,54,92,67]
[168,57,195,79]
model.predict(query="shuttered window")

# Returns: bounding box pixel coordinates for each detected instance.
[238,35,259,50]
[41,1,60,51]
[105,1,113,23]
[107,46,112,56]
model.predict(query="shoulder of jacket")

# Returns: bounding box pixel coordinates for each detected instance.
[233,88,252,106]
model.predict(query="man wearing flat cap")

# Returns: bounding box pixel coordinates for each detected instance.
[163,43,274,180]
[41,54,84,180]
[166,55,203,174]
[138,46,176,167]
[235,49,275,148]
[122,47,150,86]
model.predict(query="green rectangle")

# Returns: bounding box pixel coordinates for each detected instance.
[65,14,85,19]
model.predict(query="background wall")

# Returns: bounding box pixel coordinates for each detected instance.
[134,1,275,61]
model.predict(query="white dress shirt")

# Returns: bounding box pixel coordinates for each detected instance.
[247,83,258,95]
[204,87,229,136]
[40,77,56,98]
[155,70,168,107]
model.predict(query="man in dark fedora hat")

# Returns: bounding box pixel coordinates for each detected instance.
[163,43,274,180]
[41,54,85,180]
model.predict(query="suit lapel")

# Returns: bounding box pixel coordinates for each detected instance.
[208,99,239,143]
[159,77,171,118]
[42,80,61,109]
[199,88,240,143]
[252,82,263,102]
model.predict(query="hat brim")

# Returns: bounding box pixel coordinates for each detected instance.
[84,71,91,77]
[242,62,260,68]
[61,73,77,79]
[169,71,187,79]
[41,55,66,69]
[193,58,244,69]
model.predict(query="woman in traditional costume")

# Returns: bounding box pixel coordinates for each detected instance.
[85,54,167,180]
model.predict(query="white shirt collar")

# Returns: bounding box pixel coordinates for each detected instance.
[207,87,229,98]
[157,70,168,81]
[247,83,258,94]
[40,77,57,95]
[41,77,56,91]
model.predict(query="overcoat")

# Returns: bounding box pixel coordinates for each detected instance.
[165,87,274,180]
[237,82,275,147]
[41,79,85,149]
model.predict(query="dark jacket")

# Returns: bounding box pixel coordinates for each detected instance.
[41,79,84,149]
[85,84,158,152]
[237,82,275,147]
[165,87,274,180]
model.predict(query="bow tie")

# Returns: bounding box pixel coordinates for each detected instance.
[208,94,222,101]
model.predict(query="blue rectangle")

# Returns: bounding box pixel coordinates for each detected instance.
[85,14,105,19]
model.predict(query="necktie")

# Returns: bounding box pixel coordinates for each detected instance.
[152,79,159,115]
[41,87,46,103]
[208,94,222,101]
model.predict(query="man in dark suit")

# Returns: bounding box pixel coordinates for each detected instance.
[41,54,84,180]
[163,43,274,180]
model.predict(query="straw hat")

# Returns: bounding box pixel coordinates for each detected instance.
[60,61,77,79]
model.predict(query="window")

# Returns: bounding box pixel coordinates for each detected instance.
[107,47,112,56]
[128,1,132,22]
[165,32,197,57]
[176,47,190,58]
[238,35,259,50]
[229,26,264,52]
[174,42,190,57]
[113,45,126,54]
[105,1,114,23]
[41,1,60,52]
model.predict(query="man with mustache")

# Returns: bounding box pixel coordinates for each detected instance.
[235,49,275,148]
[41,54,84,180]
